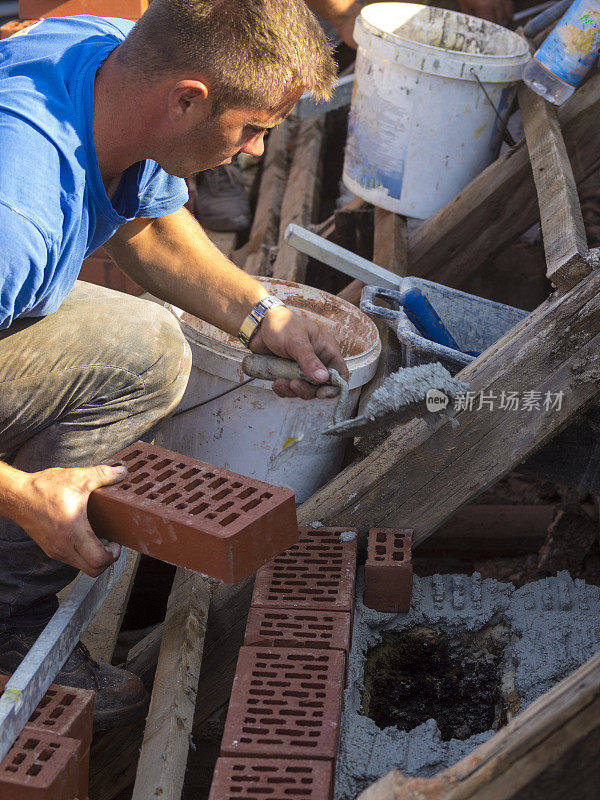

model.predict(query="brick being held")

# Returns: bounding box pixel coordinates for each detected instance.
[208,757,334,800]
[0,19,39,38]
[87,441,298,584]
[364,528,413,613]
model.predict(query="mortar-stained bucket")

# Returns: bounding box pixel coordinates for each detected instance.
[342,3,530,219]
[158,278,380,503]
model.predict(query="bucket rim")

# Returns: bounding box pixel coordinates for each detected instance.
[166,277,382,390]
[357,3,530,64]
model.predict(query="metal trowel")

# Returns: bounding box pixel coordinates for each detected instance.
[241,354,469,438]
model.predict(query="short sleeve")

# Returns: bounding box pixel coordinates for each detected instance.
[0,200,52,329]
[135,160,189,219]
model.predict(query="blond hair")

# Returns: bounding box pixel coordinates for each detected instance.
[116,0,336,111]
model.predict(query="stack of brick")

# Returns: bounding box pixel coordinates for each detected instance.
[363,528,414,613]
[0,676,93,800]
[209,526,358,800]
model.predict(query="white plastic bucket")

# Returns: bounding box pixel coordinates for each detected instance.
[342,3,530,219]
[157,278,380,503]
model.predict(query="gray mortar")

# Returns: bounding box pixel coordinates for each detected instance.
[336,570,600,799]
[362,364,469,429]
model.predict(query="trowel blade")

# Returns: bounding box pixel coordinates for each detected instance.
[323,401,429,438]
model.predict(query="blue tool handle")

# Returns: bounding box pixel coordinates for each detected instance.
[399,288,461,351]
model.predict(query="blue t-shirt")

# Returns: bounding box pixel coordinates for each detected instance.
[0,15,188,328]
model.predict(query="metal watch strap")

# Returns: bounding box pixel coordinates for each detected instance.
[238,295,286,348]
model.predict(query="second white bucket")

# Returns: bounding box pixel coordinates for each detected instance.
[158,278,380,504]
[343,3,530,219]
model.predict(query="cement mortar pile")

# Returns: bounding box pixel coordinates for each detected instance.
[336,570,600,799]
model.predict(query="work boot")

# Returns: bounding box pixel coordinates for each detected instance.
[195,163,251,231]
[0,632,149,731]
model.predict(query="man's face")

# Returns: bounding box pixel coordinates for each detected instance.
[158,90,302,178]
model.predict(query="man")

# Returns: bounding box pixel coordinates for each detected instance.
[0,0,347,728]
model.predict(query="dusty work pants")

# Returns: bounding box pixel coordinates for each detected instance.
[0,281,191,633]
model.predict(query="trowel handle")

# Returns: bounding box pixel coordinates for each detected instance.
[241,354,318,385]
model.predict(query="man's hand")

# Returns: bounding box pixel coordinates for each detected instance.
[459,0,514,26]
[249,306,349,399]
[9,464,126,577]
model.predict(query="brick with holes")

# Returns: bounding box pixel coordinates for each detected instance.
[87,441,298,584]
[208,757,333,800]
[0,676,93,800]
[0,729,80,800]
[19,0,148,20]
[244,607,351,652]
[250,527,357,612]
[220,646,345,761]
[364,528,413,613]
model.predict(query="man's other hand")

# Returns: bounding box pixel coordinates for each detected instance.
[13,465,126,577]
[249,305,349,399]
[459,0,514,26]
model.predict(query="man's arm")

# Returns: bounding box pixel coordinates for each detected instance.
[104,207,348,399]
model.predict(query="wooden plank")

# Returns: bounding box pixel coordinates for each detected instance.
[57,548,140,664]
[357,650,600,800]
[131,568,212,800]
[355,208,407,452]
[407,72,600,288]
[311,194,365,239]
[242,123,290,276]
[89,577,254,800]
[298,267,600,546]
[373,208,408,276]
[271,114,326,282]
[518,83,590,292]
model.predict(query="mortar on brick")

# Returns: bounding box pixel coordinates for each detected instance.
[335,570,600,800]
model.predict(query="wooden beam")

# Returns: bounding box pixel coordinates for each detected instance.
[407,72,600,288]
[271,114,326,282]
[60,548,139,663]
[373,208,408,276]
[518,84,590,292]
[131,568,212,800]
[89,577,254,800]
[298,268,600,546]
[242,123,290,276]
[355,208,407,452]
[357,650,600,800]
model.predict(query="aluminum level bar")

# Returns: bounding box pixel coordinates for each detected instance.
[290,74,354,121]
[0,549,126,762]
[284,223,403,289]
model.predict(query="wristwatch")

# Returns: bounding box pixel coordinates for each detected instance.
[238,295,286,348]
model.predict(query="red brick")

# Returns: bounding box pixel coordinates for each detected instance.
[87,441,298,584]
[0,729,80,800]
[364,528,413,613]
[19,0,148,21]
[244,607,351,652]
[0,19,39,38]
[0,678,94,751]
[221,646,345,761]
[209,757,333,800]
[0,677,93,800]
[79,248,144,297]
[251,527,357,612]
